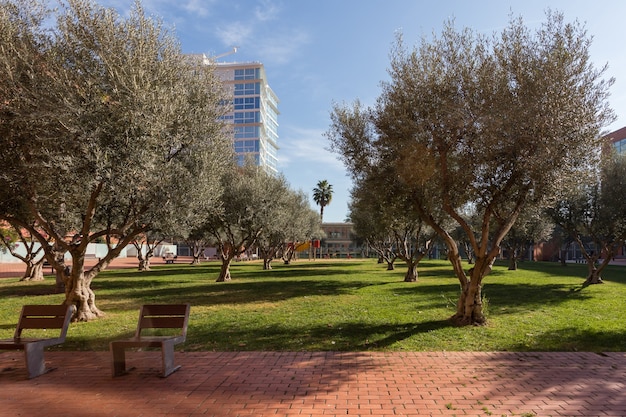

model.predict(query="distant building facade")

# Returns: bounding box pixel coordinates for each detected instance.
[320,223,361,258]
[215,61,280,174]
[605,126,626,154]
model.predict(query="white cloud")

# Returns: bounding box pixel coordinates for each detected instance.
[215,22,254,46]
[278,126,344,171]
[257,30,310,65]
[255,0,280,22]
[181,0,213,17]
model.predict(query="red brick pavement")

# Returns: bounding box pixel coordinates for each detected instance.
[1,350,625,417]
[0,256,185,279]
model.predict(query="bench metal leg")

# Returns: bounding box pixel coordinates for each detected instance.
[24,343,48,379]
[110,344,128,377]
[161,340,181,378]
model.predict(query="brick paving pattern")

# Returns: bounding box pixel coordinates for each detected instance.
[1,351,625,416]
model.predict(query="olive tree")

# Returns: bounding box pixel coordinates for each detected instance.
[131,232,166,272]
[349,168,436,281]
[205,163,294,281]
[0,0,231,320]
[0,221,47,281]
[256,189,320,270]
[328,12,614,325]
[349,195,398,270]
[501,206,553,270]
[547,152,626,284]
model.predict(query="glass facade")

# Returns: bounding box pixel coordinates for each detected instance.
[614,137,626,154]
[216,62,279,174]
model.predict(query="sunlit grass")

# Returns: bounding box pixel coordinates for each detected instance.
[1,259,625,352]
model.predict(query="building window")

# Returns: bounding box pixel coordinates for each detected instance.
[234,97,260,110]
[234,82,260,96]
[234,126,260,139]
[234,111,260,124]
[234,139,260,153]
[234,68,260,80]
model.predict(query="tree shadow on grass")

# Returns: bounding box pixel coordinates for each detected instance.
[506,327,626,352]
[181,319,456,352]
[390,281,592,317]
[96,278,391,311]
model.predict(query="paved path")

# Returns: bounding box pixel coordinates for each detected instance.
[0,256,184,279]
[1,351,624,416]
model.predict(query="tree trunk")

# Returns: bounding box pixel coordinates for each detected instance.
[65,256,104,321]
[144,255,152,270]
[138,257,151,271]
[137,252,149,271]
[20,260,45,281]
[455,279,485,325]
[508,253,518,270]
[54,249,66,293]
[190,243,205,264]
[386,261,395,270]
[463,242,474,264]
[448,245,487,326]
[217,257,233,282]
[584,256,609,285]
[404,262,418,282]
[585,268,603,284]
[263,258,272,270]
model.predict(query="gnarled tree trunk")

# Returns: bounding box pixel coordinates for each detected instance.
[217,256,233,282]
[20,259,45,281]
[403,261,418,282]
[508,251,518,270]
[584,256,610,285]
[65,255,104,321]
[446,239,489,326]
[137,251,149,271]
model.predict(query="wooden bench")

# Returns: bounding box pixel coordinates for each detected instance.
[0,304,74,379]
[110,304,190,377]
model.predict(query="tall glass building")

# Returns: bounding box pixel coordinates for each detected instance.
[215,61,280,174]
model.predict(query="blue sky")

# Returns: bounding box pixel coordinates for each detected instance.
[99,0,626,223]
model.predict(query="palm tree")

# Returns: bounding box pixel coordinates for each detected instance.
[313,180,333,222]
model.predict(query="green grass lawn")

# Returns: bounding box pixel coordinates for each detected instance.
[1,259,625,352]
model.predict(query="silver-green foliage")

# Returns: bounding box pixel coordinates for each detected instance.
[328,11,615,325]
[0,0,232,319]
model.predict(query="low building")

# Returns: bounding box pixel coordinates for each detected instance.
[319,222,361,258]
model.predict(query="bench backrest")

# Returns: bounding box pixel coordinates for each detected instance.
[135,304,190,338]
[14,304,74,340]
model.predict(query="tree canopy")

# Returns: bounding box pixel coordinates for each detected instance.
[0,0,232,320]
[203,163,316,282]
[548,152,626,284]
[328,11,615,325]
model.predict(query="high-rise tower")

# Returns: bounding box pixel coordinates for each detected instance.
[215,61,280,174]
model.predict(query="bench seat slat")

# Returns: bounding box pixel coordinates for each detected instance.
[21,305,69,316]
[139,317,187,329]
[141,305,188,315]
[19,317,67,329]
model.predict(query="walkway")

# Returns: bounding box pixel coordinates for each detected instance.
[1,350,625,416]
